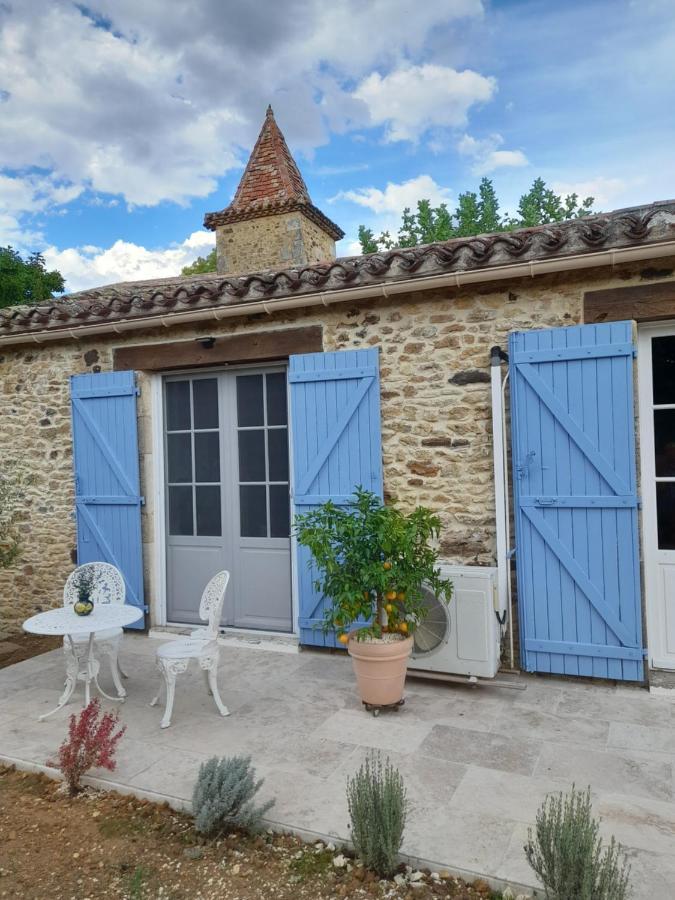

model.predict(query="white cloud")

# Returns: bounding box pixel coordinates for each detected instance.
[333,175,452,215]
[354,64,496,142]
[551,177,627,209]
[457,133,528,174]
[0,1,488,219]
[43,231,216,293]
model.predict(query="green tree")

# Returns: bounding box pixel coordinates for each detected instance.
[0,247,65,308]
[358,177,595,253]
[181,248,217,275]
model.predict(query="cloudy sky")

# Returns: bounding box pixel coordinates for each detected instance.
[1,0,674,292]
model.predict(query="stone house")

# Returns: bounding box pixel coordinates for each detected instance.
[2,107,675,686]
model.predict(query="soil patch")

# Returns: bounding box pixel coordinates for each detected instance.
[0,633,61,670]
[0,766,506,899]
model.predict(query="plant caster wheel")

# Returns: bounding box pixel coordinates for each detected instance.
[363,698,405,716]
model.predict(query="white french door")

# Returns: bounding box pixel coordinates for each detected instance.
[638,324,675,669]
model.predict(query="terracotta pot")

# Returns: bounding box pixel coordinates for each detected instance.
[347,635,413,706]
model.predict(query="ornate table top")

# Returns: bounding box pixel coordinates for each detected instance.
[23,604,142,636]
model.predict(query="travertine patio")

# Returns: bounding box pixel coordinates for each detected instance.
[1,634,674,898]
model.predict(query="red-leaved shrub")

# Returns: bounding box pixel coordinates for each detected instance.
[48,698,126,796]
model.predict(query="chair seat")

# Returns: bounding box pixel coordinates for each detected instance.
[68,627,123,643]
[157,637,214,660]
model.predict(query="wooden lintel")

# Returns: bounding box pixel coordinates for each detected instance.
[584,280,675,324]
[113,325,323,371]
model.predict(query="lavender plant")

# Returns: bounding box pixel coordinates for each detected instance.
[347,751,407,877]
[524,785,631,899]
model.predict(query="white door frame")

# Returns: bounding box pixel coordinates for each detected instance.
[150,364,299,637]
[637,322,675,669]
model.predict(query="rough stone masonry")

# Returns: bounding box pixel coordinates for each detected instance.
[2,256,672,633]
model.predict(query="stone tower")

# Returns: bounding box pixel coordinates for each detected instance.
[204,106,344,276]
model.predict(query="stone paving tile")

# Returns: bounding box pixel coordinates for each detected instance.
[594,791,675,857]
[494,704,610,748]
[446,765,573,825]
[535,741,673,802]
[608,720,675,755]
[126,748,212,800]
[420,724,542,776]
[557,689,674,728]
[313,707,433,754]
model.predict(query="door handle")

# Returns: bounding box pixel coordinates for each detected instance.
[535,497,556,506]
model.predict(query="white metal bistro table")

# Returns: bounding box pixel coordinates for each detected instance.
[23,604,142,721]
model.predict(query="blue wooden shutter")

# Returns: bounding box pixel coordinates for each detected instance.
[289,349,383,647]
[70,371,146,629]
[510,321,644,681]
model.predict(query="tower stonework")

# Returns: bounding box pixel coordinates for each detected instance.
[204,106,343,275]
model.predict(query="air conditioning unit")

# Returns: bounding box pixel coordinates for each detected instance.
[409,564,501,679]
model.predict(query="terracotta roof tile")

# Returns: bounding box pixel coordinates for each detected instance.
[203,107,344,240]
[2,201,674,340]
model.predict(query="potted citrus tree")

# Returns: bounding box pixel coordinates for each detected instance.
[295,488,452,711]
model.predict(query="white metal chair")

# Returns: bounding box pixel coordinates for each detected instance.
[63,562,129,699]
[150,570,230,729]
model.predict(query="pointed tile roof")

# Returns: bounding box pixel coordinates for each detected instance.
[204,106,344,240]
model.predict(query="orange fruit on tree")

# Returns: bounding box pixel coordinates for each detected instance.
[383,561,392,570]
[399,622,409,634]
[386,590,397,601]
[385,603,394,613]
[338,633,349,645]
[397,591,406,602]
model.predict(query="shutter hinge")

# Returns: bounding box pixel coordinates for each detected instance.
[637,496,642,509]
[143,604,149,613]
[632,348,638,358]
[140,496,146,506]
[135,387,141,396]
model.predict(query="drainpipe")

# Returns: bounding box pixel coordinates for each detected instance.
[490,345,514,668]
[2,239,675,347]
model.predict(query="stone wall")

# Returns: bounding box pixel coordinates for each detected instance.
[215,211,336,275]
[1,257,674,635]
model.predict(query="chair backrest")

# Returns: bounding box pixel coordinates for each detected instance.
[63,562,126,608]
[199,570,230,638]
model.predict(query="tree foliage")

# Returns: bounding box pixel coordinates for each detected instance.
[181,248,217,275]
[358,177,595,254]
[295,487,452,641]
[0,247,65,308]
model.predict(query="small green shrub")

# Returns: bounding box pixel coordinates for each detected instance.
[346,751,407,877]
[192,755,274,836]
[524,785,631,900]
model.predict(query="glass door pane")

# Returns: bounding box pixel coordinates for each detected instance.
[236,371,290,539]
[165,377,222,538]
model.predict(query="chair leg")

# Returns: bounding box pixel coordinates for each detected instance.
[117,659,130,679]
[208,666,230,718]
[200,650,229,719]
[96,639,126,699]
[152,658,188,729]
[203,667,212,695]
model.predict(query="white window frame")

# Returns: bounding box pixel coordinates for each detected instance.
[150,363,299,638]
[637,321,675,669]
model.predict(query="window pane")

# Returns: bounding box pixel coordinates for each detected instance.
[652,336,675,405]
[267,428,289,481]
[240,485,267,537]
[166,380,190,430]
[237,374,264,426]
[196,485,221,536]
[266,372,287,426]
[657,483,675,550]
[193,378,219,429]
[168,486,193,535]
[238,429,266,482]
[195,432,220,482]
[655,410,675,476]
[167,433,192,483]
[269,484,290,538]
